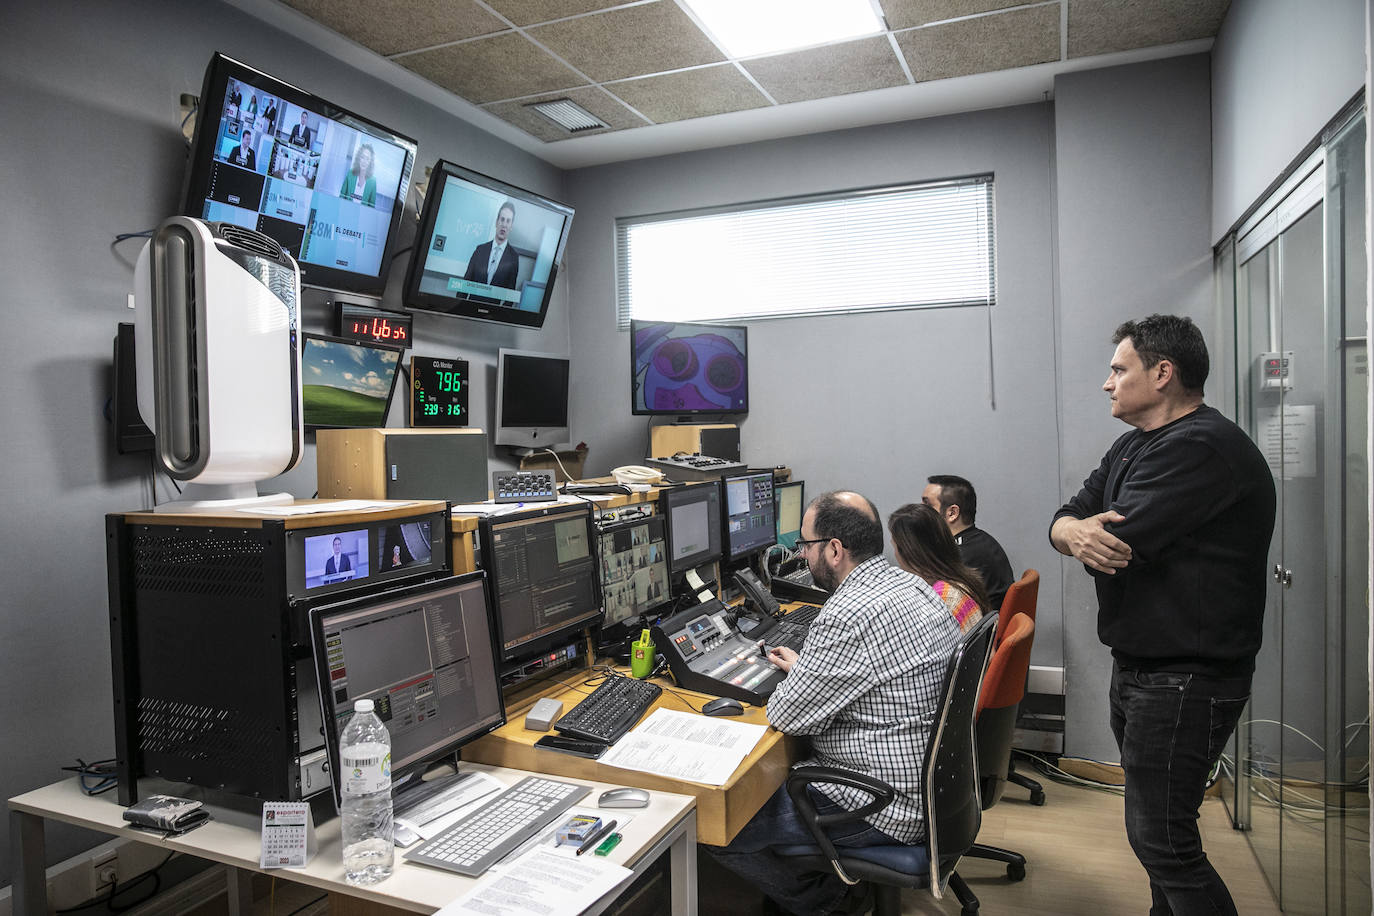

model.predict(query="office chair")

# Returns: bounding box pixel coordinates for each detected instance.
[998,570,1046,806]
[965,611,1036,879]
[774,613,998,916]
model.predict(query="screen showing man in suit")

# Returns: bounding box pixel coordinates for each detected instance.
[305,529,370,589]
[463,201,519,290]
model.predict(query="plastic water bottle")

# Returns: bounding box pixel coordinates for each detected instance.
[340,699,394,885]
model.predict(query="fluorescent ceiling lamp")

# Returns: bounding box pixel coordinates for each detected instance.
[682,0,885,58]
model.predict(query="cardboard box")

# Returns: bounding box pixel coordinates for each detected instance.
[519,446,588,482]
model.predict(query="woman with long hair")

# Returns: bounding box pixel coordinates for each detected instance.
[888,502,988,631]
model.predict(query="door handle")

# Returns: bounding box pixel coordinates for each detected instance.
[1273,563,1283,582]
[1281,568,1293,588]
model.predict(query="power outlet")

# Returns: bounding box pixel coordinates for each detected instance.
[91,849,118,895]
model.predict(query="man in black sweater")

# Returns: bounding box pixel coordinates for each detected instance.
[922,474,1014,609]
[1051,315,1274,916]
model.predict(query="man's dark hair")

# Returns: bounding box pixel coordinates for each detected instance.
[1112,314,1209,393]
[811,492,883,562]
[927,474,977,525]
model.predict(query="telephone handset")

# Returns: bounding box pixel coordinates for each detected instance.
[611,465,664,486]
[734,568,781,619]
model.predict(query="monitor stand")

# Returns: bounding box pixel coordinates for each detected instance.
[152,482,294,513]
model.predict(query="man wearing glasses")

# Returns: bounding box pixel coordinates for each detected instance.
[706,491,961,916]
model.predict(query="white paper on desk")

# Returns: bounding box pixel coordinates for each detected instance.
[237,500,405,516]
[436,847,632,916]
[397,771,504,841]
[600,707,767,785]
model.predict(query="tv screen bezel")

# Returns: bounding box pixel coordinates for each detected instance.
[299,332,404,431]
[403,159,575,329]
[630,320,750,416]
[181,52,418,300]
[494,348,571,449]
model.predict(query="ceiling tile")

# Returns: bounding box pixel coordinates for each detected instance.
[528,1,725,83]
[396,32,586,104]
[882,0,1042,32]
[1068,0,1229,58]
[744,37,908,105]
[280,0,506,55]
[607,65,769,124]
[896,4,1059,82]
[483,86,648,141]
[483,0,628,28]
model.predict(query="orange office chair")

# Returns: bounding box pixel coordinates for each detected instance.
[997,569,1045,805]
[966,610,1037,878]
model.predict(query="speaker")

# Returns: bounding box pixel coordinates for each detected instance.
[649,423,741,461]
[317,428,489,503]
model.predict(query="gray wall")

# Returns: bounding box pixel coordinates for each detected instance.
[1211,0,1366,241]
[1052,57,1215,760]
[0,0,566,883]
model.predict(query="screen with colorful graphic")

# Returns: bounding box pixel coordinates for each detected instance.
[631,321,749,415]
[300,334,402,430]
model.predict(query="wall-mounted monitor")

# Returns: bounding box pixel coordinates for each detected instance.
[404,160,575,328]
[309,572,505,810]
[495,348,570,449]
[300,334,403,431]
[181,53,418,300]
[722,471,776,562]
[631,320,749,416]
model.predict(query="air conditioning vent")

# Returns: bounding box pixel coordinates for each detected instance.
[215,224,283,261]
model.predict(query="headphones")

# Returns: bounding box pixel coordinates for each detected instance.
[611,465,665,486]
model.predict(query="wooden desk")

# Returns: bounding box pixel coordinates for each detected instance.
[463,676,799,847]
[9,765,697,916]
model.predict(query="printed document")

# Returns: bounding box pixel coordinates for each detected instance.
[437,847,632,916]
[599,708,767,785]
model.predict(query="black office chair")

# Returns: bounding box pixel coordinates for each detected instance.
[774,613,998,916]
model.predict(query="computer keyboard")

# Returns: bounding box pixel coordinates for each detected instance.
[555,674,663,745]
[767,604,823,653]
[403,775,590,876]
[783,603,822,627]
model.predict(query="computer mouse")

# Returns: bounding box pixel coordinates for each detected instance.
[598,787,651,808]
[702,697,745,717]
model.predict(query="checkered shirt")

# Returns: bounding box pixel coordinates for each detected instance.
[766,555,963,844]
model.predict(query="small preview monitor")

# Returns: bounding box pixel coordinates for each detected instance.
[631,320,749,416]
[300,333,403,430]
[379,520,433,571]
[403,160,575,328]
[661,480,723,576]
[495,348,570,449]
[410,355,469,427]
[310,572,505,809]
[723,471,777,561]
[182,53,417,299]
[774,480,805,549]
[305,528,370,589]
[597,515,671,628]
[479,503,601,662]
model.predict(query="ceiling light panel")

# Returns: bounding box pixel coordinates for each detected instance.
[681,0,885,58]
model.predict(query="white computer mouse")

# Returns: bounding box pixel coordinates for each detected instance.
[598,787,651,808]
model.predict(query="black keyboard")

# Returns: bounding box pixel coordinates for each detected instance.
[767,604,822,653]
[555,674,662,744]
[784,603,822,627]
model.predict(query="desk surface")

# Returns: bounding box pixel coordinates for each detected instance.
[10,764,696,915]
[463,673,798,847]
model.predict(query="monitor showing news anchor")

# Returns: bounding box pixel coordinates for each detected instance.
[305,529,370,589]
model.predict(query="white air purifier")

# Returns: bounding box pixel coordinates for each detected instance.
[134,216,303,509]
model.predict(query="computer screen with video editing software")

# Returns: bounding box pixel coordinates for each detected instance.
[723,471,776,561]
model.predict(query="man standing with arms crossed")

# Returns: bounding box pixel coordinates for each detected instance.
[1051,315,1274,915]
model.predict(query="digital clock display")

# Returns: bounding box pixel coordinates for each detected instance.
[410,355,469,427]
[336,303,412,348]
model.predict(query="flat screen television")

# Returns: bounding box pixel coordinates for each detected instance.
[495,348,570,449]
[631,320,749,415]
[309,572,505,810]
[404,160,575,328]
[181,53,418,300]
[300,333,403,430]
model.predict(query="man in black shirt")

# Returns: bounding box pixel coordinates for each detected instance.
[1050,315,1274,916]
[922,474,1013,609]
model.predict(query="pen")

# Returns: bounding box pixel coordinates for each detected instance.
[576,818,617,856]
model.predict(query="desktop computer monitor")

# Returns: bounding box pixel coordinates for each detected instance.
[774,480,805,550]
[310,572,505,810]
[722,471,777,562]
[661,480,723,577]
[479,503,601,663]
[597,514,671,631]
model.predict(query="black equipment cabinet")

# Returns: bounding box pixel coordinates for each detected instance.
[106,501,451,810]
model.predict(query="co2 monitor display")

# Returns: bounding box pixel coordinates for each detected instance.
[181,53,417,299]
[723,471,776,561]
[410,356,469,427]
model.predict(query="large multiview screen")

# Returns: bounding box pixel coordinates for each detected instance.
[182,53,417,298]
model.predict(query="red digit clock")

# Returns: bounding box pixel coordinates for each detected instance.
[336,304,412,348]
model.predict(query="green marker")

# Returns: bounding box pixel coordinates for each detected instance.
[594,832,623,856]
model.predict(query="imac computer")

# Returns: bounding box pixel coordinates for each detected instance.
[723,471,777,563]
[596,514,672,640]
[494,348,570,450]
[661,481,723,588]
[309,572,505,810]
[774,479,805,550]
[478,503,601,666]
